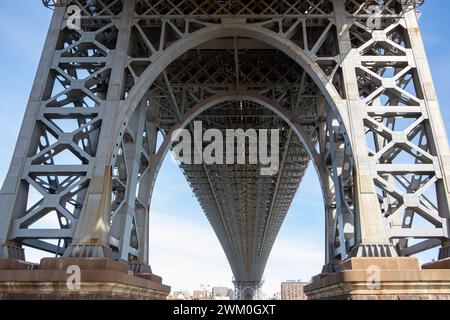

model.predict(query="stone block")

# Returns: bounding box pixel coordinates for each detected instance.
[422,258,450,270]
[336,257,420,272]
[0,258,171,300]
[39,258,129,273]
[305,258,450,300]
[0,258,37,270]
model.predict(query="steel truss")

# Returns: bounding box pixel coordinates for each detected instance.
[1,0,449,296]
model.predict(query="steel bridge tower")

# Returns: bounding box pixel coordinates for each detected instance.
[1,0,450,300]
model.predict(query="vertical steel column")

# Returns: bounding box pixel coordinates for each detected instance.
[333,0,396,257]
[136,97,160,264]
[65,0,136,257]
[111,103,147,260]
[403,6,450,257]
[109,95,160,264]
[0,5,67,259]
[331,0,450,258]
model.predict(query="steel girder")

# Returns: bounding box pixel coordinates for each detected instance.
[0,0,449,292]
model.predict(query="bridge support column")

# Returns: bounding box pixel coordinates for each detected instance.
[305,1,450,300]
[0,257,170,300]
[333,0,397,258]
[0,1,172,299]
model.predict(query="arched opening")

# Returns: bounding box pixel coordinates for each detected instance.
[15,21,353,287]
[144,96,327,298]
[111,25,352,295]
[241,287,257,300]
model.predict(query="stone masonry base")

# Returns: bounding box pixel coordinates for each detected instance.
[0,258,171,300]
[305,257,450,300]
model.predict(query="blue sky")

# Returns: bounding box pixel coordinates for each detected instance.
[0,1,449,296]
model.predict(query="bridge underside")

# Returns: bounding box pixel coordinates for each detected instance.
[153,47,318,291]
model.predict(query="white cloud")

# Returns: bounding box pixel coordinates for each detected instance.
[263,237,324,295]
[149,211,234,291]
[149,211,325,296]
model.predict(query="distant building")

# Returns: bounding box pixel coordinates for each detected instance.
[212,287,232,300]
[192,285,212,300]
[281,280,308,300]
[192,290,206,300]
[170,286,234,300]
[170,290,191,300]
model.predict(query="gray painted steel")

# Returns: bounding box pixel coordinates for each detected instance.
[1,0,448,298]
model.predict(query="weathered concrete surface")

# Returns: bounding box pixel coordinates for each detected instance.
[0,258,170,300]
[305,258,450,300]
